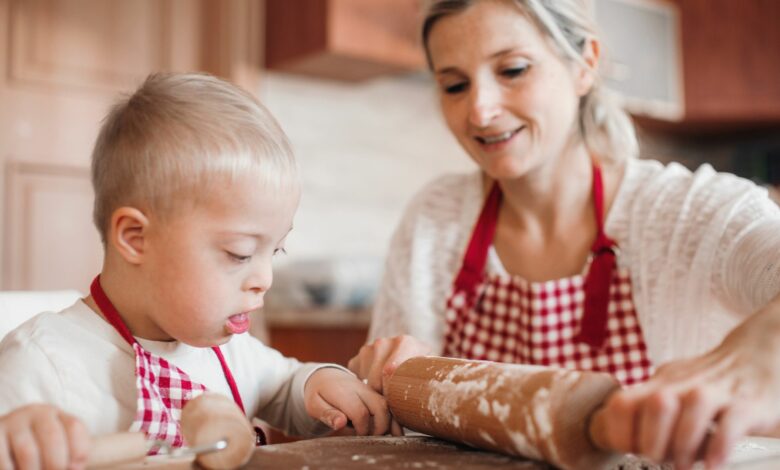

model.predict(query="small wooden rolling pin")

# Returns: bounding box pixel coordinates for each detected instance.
[385,357,621,470]
[88,393,255,470]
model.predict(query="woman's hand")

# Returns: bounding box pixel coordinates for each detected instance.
[303,367,402,436]
[347,335,432,395]
[596,299,780,470]
[0,404,90,470]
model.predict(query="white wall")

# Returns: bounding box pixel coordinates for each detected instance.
[258,72,475,264]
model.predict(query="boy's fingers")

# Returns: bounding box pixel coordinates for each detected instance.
[32,411,68,470]
[358,390,390,436]
[0,430,13,470]
[61,413,91,467]
[321,408,348,431]
[309,394,348,430]
[391,418,404,437]
[10,429,40,470]
[323,392,371,436]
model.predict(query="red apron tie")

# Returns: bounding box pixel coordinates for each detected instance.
[575,163,618,349]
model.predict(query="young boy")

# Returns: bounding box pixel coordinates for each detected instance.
[0,73,392,469]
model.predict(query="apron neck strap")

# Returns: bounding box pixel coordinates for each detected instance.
[454,183,502,292]
[590,163,616,252]
[91,275,137,346]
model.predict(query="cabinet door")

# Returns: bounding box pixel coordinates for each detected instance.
[0,0,262,290]
[677,0,780,125]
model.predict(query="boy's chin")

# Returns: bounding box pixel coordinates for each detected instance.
[179,334,232,348]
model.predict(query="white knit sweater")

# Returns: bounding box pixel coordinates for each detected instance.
[368,159,780,366]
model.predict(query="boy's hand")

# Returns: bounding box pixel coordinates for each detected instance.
[304,368,401,436]
[0,404,90,470]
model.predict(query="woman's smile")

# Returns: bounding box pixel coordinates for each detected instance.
[474,126,525,151]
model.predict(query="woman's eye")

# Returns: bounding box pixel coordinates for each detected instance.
[273,247,287,256]
[501,66,529,78]
[227,252,252,263]
[443,82,467,94]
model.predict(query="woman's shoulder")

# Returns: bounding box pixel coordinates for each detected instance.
[619,158,770,212]
[609,158,777,238]
[402,171,483,225]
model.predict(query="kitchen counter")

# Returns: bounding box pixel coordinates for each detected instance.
[263,307,371,328]
[124,435,780,469]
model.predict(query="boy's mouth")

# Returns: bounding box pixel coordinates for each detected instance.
[225,312,251,335]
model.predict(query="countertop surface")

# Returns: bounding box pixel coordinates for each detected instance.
[131,435,780,469]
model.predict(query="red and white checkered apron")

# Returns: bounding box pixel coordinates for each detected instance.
[443,164,653,385]
[90,276,265,453]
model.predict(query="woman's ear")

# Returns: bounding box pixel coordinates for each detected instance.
[575,37,600,96]
[109,207,150,265]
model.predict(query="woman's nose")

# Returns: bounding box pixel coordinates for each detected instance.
[468,81,502,128]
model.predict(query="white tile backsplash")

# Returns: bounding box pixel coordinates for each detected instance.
[259,72,475,264]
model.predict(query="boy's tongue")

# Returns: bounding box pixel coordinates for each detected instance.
[225,312,250,334]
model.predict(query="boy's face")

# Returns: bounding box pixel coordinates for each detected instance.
[141,174,299,347]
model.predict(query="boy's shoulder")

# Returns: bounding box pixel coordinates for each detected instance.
[0,300,129,365]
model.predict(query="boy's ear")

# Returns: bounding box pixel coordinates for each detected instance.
[575,37,600,96]
[109,207,150,265]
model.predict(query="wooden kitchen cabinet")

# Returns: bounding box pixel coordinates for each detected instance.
[264,0,424,81]
[638,0,780,131]
[269,325,368,366]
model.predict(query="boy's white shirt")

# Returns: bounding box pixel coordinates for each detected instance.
[0,300,337,437]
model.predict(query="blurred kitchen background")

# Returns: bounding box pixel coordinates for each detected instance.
[1,0,778,366]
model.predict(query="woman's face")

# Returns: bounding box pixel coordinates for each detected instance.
[427,0,594,180]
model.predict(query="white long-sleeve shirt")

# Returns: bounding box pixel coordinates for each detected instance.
[369,159,780,366]
[0,300,333,437]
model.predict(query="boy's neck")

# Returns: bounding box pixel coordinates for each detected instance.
[85,268,174,342]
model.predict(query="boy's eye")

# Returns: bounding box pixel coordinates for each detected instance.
[227,251,252,263]
[273,247,287,256]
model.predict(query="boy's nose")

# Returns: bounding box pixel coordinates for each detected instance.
[243,261,273,294]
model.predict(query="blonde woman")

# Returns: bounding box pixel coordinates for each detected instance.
[348,1,780,468]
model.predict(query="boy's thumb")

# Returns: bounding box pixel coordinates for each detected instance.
[319,408,347,430]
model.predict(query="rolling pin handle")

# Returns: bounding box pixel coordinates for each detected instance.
[87,432,148,468]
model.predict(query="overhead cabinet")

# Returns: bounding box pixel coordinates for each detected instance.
[264,0,425,81]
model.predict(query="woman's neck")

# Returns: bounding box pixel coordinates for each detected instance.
[496,144,595,239]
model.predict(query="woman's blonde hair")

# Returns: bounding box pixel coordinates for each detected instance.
[422,0,638,162]
[91,72,298,243]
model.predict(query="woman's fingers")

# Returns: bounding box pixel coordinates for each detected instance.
[366,340,394,394]
[704,405,751,469]
[382,336,432,378]
[348,335,432,395]
[599,391,639,453]
[670,388,726,470]
[637,389,679,461]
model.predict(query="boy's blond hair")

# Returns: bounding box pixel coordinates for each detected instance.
[91,72,297,243]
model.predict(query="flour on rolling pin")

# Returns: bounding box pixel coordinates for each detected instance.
[386,357,622,470]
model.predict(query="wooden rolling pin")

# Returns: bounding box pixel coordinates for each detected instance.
[385,356,621,470]
[88,393,254,469]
